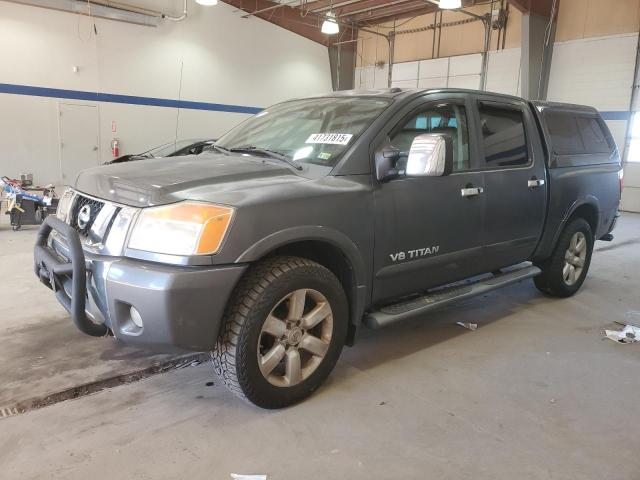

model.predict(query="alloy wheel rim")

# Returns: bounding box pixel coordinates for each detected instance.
[563,231,587,286]
[257,289,333,387]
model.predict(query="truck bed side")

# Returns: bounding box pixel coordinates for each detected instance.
[529,101,622,262]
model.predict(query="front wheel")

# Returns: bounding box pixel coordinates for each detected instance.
[534,217,594,297]
[212,256,348,409]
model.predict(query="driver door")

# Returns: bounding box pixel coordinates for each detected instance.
[372,96,487,304]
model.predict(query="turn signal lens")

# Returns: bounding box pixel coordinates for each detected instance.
[128,202,234,256]
[56,188,75,222]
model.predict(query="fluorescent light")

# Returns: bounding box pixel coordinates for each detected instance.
[439,0,461,8]
[196,0,218,5]
[321,12,339,35]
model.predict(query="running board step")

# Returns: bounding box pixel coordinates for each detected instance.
[364,265,541,329]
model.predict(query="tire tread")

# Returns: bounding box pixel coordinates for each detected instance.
[212,256,344,406]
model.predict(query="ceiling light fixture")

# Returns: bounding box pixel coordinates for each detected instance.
[439,0,462,9]
[196,0,218,5]
[321,11,340,35]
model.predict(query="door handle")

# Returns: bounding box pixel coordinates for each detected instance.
[527,178,545,189]
[461,186,484,197]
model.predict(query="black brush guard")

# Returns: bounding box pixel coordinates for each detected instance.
[34,216,109,337]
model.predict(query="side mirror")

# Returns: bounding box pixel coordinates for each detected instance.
[406,133,453,177]
[375,148,407,181]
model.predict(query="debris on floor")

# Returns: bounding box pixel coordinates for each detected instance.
[230,475,267,480]
[456,322,478,331]
[604,324,640,344]
[623,310,640,328]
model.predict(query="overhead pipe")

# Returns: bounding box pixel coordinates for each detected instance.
[80,0,163,17]
[387,32,396,87]
[5,0,163,26]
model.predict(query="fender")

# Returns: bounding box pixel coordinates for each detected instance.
[535,195,600,261]
[554,195,600,243]
[234,226,369,326]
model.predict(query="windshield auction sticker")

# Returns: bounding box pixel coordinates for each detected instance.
[305,133,353,145]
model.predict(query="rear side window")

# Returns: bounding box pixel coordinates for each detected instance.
[478,104,529,168]
[577,116,611,154]
[543,111,583,155]
[543,110,612,155]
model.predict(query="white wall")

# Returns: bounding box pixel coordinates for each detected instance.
[386,54,483,90]
[485,48,522,96]
[547,33,638,212]
[353,64,389,90]
[354,50,522,96]
[0,1,332,185]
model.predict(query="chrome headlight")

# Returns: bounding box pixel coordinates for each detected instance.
[56,188,75,222]
[128,202,234,256]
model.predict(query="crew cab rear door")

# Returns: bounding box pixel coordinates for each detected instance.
[471,96,548,268]
[371,94,487,304]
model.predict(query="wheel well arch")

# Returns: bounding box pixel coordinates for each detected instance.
[264,240,361,345]
[533,199,600,263]
[568,203,599,235]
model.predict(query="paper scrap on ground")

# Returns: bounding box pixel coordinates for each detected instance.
[230,475,267,480]
[456,322,477,331]
[604,324,640,344]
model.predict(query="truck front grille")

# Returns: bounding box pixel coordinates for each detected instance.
[69,195,105,236]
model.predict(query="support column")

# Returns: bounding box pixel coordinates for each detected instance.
[329,42,356,91]
[520,12,556,100]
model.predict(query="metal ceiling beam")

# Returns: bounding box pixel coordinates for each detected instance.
[345,0,435,21]
[352,4,436,23]
[305,0,361,13]
[337,0,418,16]
[508,0,556,16]
[221,0,356,45]
[240,0,301,18]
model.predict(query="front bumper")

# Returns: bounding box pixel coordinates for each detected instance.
[34,216,247,352]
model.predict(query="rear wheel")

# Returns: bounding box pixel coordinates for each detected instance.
[212,256,348,409]
[534,218,594,297]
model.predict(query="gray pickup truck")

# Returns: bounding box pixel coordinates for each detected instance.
[35,88,622,408]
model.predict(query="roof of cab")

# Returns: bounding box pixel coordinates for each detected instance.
[530,100,599,114]
[314,87,527,102]
[299,89,599,113]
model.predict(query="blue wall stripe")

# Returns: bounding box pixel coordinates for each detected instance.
[0,82,633,121]
[0,83,263,115]
[600,111,631,121]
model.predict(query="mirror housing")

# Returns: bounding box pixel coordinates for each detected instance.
[375,148,407,181]
[406,133,453,177]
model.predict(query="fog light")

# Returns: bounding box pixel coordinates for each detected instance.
[130,306,143,328]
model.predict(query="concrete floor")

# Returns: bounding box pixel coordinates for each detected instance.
[0,214,189,408]
[1,212,639,479]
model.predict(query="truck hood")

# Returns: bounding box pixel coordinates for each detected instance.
[74,152,310,207]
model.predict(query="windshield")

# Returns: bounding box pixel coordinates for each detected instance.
[143,139,202,158]
[215,97,391,167]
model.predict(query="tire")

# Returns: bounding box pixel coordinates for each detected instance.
[212,256,348,409]
[534,217,594,297]
[9,209,21,231]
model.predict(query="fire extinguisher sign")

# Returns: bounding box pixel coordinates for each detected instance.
[111,121,117,133]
